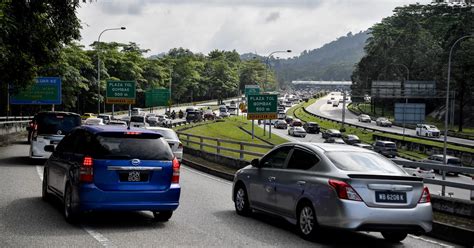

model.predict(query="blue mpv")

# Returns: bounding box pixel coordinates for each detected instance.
[42,125,181,223]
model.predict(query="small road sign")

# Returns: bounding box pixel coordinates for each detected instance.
[106,80,136,105]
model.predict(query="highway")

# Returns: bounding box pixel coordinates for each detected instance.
[306,93,474,147]
[0,142,457,247]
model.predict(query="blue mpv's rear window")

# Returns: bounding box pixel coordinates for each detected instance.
[94,133,173,160]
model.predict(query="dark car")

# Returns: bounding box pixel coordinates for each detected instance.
[186,110,203,122]
[274,120,288,129]
[342,134,361,145]
[373,140,398,158]
[324,137,346,144]
[285,116,294,124]
[290,119,303,127]
[303,122,320,134]
[321,129,342,139]
[42,126,181,223]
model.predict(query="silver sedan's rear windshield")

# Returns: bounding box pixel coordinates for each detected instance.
[326,151,406,174]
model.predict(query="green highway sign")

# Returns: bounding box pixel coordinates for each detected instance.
[244,85,260,97]
[106,80,136,104]
[247,94,278,120]
[145,88,170,107]
[10,77,62,105]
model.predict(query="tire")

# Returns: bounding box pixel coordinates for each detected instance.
[42,168,51,202]
[297,202,318,240]
[416,131,419,136]
[381,231,408,243]
[64,184,79,223]
[234,184,251,216]
[153,211,173,222]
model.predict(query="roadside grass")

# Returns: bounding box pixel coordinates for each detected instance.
[177,117,288,161]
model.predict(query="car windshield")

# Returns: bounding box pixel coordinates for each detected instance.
[326,151,406,174]
[36,113,81,135]
[95,133,173,160]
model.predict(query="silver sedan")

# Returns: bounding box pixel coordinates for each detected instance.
[232,143,432,242]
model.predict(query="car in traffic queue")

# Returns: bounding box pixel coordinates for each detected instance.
[97,114,112,124]
[131,107,144,116]
[285,116,294,124]
[81,113,96,121]
[274,120,288,129]
[327,99,333,104]
[129,115,149,128]
[303,122,320,134]
[422,154,462,176]
[42,126,181,223]
[321,129,342,139]
[290,119,303,127]
[232,143,432,242]
[288,127,307,138]
[358,114,371,123]
[376,117,392,127]
[373,140,398,158]
[332,100,339,107]
[84,117,105,126]
[342,134,361,145]
[416,124,441,138]
[401,166,435,179]
[29,112,82,159]
[324,137,346,144]
[146,127,183,162]
[353,143,374,150]
[186,110,203,122]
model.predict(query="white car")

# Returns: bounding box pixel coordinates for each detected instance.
[146,127,183,161]
[288,126,307,138]
[416,124,440,138]
[129,115,149,128]
[402,166,435,179]
[29,112,82,159]
[358,114,371,123]
[84,117,105,126]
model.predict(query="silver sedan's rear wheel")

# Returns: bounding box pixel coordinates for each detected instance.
[297,203,318,240]
[234,185,251,216]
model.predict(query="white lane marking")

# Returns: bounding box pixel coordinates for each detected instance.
[408,234,454,248]
[35,165,116,248]
[82,226,117,248]
[181,165,232,185]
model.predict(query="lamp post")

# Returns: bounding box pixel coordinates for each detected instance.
[442,34,473,196]
[97,27,126,114]
[264,50,291,138]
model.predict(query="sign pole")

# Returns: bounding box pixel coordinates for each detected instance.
[112,104,115,118]
[402,98,407,141]
[263,119,266,136]
[128,104,131,117]
[7,85,10,121]
[51,105,55,111]
[252,119,254,139]
[269,119,272,138]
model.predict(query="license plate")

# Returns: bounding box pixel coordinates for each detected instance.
[119,171,149,182]
[128,171,141,182]
[375,191,407,203]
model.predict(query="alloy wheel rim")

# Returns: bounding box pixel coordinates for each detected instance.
[299,206,314,235]
[235,188,245,211]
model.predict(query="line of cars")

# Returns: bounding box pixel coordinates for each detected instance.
[358,114,442,138]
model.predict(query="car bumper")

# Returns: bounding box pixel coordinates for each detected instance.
[77,183,181,212]
[30,142,52,159]
[318,200,432,233]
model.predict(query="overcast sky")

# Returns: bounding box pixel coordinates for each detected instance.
[77,0,431,58]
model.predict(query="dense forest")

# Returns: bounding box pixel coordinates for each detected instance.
[351,3,473,131]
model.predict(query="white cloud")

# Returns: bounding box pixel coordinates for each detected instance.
[77,0,431,58]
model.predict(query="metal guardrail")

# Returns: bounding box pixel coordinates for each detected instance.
[177,132,274,159]
[0,116,33,123]
[178,132,473,193]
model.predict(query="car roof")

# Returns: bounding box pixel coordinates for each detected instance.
[36,111,80,117]
[78,125,158,135]
[376,140,395,144]
[307,143,368,153]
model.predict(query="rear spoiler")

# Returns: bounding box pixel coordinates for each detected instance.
[348,174,423,182]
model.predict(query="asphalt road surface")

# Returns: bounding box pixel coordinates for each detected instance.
[306,93,474,147]
[0,143,458,247]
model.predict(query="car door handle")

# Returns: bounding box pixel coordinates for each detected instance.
[268,176,276,182]
[296,181,306,186]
